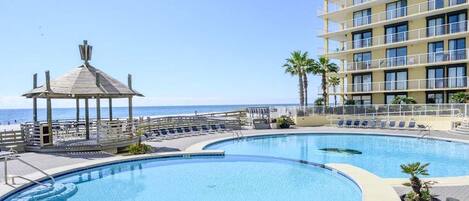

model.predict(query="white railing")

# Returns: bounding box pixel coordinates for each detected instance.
[326,76,468,94]
[336,0,467,31]
[274,104,469,118]
[317,0,374,16]
[345,48,469,72]
[328,21,468,53]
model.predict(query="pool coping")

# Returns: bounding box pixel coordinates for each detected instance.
[186,130,469,187]
[0,150,224,200]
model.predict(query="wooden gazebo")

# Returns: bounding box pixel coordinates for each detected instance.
[21,40,143,152]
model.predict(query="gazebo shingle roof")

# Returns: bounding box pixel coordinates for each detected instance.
[23,64,143,99]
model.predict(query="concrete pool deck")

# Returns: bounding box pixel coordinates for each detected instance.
[1,127,469,200]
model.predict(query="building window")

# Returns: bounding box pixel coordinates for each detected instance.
[426,91,444,103]
[427,67,445,89]
[448,38,466,60]
[353,52,372,70]
[386,0,407,20]
[352,73,372,92]
[353,0,367,5]
[386,47,407,67]
[353,9,371,27]
[352,30,372,48]
[428,41,444,63]
[385,23,408,43]
[448,65,467,88]
[429,0,444,10]
[385,93,407,104]
[352,95,372,105]
[448,11,467,34]
[449,0,467,7]
[385,70,407,90]
[427,16,446,36]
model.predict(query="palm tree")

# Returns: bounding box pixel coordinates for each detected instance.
[391,96,417,104]
[283,51,314,106]
[400,162,430,200]
[314,97,324,106]
[328,76,340,106]
[310,56,339,106]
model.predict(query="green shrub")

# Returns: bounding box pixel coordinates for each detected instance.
[276,115,295,129]
[128,143,152,155]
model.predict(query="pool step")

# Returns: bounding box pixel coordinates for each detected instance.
[11,183,77,201]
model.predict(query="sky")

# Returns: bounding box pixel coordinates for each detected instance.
[0,0,324,109]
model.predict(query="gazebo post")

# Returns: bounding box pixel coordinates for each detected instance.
[96,72,101,143]
[75,98,80,122]
[45,71,53,145]
[128,74,133,128]
[85,98,90,140]
[109,98,113,121]
[32,73,38,123]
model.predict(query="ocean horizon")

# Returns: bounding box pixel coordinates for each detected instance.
[0,104,295,125]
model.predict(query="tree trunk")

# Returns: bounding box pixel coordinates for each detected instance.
[303,74,308,107]
[322,73,327,106]
[299,75,304,107]
[333,86,337,106]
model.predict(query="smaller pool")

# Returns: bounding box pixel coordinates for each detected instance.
[4,155,361,201]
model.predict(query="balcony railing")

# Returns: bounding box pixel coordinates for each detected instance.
[336,0,467,30]
[333,76,468,94]
[345,48,469,72]
[328,21,468,54]
[317,0,374,16]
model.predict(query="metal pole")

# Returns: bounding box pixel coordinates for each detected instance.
[4,157,7,184]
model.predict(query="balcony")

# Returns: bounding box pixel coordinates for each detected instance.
[321,0,469,40]
[328,76,468,95]
[317,0,375,16]
[326,21,468,55]
[344,48,469,73]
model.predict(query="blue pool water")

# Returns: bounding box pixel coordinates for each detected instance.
[206,134,469,178]
[4,155,361,201]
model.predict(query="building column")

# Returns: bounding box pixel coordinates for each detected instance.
[109,98,113,121]
[32,73,38,123]
[45,71,53,145]
[85,98,90,140]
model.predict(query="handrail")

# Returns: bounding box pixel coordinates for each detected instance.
[343,48,469,72]
[3,152,55,186]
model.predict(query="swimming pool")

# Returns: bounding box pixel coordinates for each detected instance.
[206,134,469,178]
[4,155,361,201]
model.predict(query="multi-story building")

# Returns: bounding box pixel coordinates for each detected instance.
[320,0,469,104]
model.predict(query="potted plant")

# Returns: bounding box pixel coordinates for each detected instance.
[276,115,295,129]
[128,127,153,155]
[400,162,438,201]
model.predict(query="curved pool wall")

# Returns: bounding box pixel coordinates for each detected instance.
[205,133,469,178]
[4,155,362,201]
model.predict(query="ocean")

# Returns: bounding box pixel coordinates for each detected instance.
[0,104,293,125]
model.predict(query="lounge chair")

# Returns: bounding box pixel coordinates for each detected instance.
[201,125,211,134]
[219,124,229,132]
[191,126,203,135]
[379,120,387,128]
[361,120,369,128]
[408,121,416,129]
[353,120,360,128]
[210,124,219,132]
[369,120,377,128]
[345,120,353,127]
[159,129,170,140]
[337,119,344,127]
[388,120,396,128]
[397,121,406,129]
